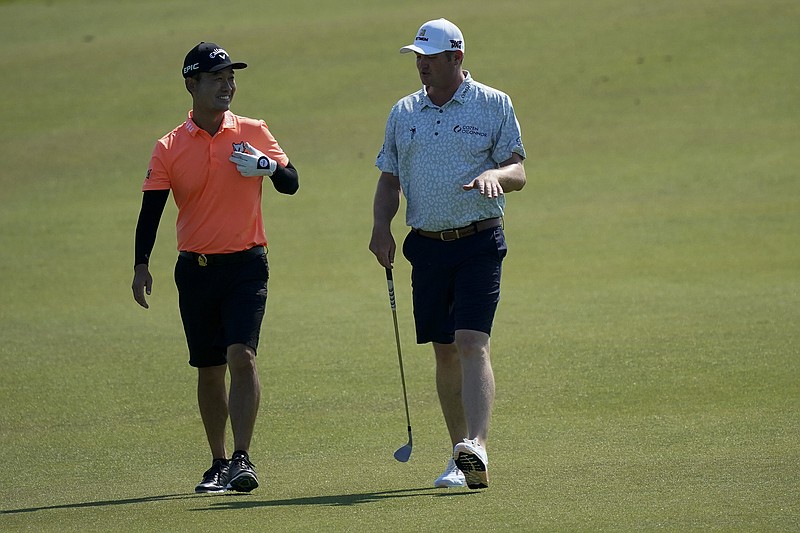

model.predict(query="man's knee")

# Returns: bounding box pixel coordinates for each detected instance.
[227,344,257,373]
[433,342,460,364]
[455,330,491,359]
[198,364,227,385]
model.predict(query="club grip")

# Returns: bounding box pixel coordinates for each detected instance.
[385,268,396,311]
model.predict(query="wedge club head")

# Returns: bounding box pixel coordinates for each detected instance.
[394,427,413,462]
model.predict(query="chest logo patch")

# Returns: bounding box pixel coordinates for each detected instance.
[453,124,488,137]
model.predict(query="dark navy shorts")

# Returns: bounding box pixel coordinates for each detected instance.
[174,249,269,368]
[402,227,507,344]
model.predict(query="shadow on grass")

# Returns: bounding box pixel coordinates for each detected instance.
[0,493,194,514]
[195,486,478,510]
[1,486,477,515]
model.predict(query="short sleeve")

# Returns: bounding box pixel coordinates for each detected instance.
[491,96,526,164]
[142,141,171,191]
[254,120,290,167]
[375,105,400,175]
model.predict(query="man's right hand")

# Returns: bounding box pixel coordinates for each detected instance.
[229,142,277,177]
[369,227,396,270]
[132,264,153,309]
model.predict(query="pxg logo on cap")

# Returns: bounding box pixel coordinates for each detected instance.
[182,42,248,78]
[399,18,465,56]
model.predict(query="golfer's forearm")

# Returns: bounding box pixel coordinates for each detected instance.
[134,190,168,267]
[500,172,526,192]
[484,152,527,193]
[372,173,401,229]
[493,162,526,192]
[269,161,299,195]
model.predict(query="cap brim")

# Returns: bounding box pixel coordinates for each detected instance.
[399,44,446,55]
[208,62,248,72]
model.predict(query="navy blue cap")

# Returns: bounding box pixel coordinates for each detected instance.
[182,42,247,78]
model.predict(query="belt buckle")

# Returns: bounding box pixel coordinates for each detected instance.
[440,229,460,241]
[197,254,208,267]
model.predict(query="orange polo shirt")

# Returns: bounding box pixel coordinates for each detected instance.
[143,111,289,254]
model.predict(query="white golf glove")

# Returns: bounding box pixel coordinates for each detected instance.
[229,142,277,177]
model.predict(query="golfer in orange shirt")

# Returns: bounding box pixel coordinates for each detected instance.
[132,42,298,494]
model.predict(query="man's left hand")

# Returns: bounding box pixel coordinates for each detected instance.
[463,175,504,198]
[230,142,278,177]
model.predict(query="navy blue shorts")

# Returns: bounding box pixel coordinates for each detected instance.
[401,227,507,344]
[174,250,269,368]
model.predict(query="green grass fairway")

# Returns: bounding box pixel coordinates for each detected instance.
[1,0,798,531]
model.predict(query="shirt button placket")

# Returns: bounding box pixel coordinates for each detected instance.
[209,136,217,171]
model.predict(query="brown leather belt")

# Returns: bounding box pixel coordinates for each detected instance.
[413,217,503,241]
[179,246,266,267]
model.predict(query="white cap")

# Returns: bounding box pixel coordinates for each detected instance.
[399,18,465,55]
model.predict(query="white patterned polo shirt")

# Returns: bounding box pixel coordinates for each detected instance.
[376,71,526,231]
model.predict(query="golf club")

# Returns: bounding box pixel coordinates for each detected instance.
[385,267,413,462]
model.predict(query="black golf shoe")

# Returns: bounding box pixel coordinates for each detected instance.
[226,451,259,492]
[195,459,229,493]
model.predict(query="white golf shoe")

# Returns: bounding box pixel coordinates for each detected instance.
[434,457,466,488]
[453,438,489,489]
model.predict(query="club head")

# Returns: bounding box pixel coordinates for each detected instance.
[394,443,413,462]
